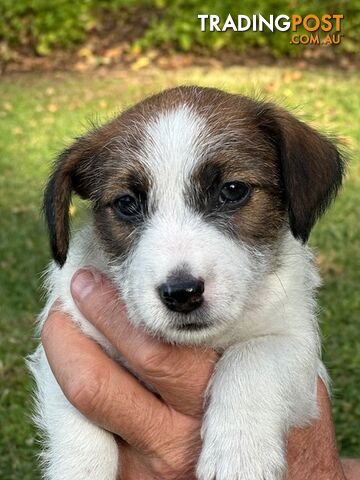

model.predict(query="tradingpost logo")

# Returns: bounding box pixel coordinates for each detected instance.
[197,14,344,46]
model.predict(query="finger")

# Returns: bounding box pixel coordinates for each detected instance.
[41,306,173,455]
[118,443,153,480]
[71,268,218,416]
[342,459,360,480]
[120,441,199,480]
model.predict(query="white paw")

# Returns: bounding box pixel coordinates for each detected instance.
[196,429,286,480]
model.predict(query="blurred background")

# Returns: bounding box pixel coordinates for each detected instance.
[0,1,359,478]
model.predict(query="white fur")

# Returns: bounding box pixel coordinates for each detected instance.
[29,105,327,480]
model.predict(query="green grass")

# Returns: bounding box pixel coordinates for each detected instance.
[0,66,359,478]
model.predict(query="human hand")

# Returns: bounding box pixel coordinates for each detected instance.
[42,268,217,479]
[41,268,353,480]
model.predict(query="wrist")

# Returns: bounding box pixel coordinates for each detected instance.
[287,380,345,480]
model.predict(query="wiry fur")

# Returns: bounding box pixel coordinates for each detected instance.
[28,86,342,480]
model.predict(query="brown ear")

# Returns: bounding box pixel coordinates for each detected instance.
[258,103,345,242]
[43,131,105,267]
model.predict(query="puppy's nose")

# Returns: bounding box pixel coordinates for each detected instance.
[158,276,204,313]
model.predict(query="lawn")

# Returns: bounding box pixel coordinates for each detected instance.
[0,65,359,479]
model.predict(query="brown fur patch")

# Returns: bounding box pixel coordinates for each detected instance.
[184,88,286,244]
[190,160,286,245]
[93,165,151,260]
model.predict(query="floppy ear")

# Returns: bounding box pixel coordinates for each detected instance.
[258,104,345,242]
[43,133,104,267]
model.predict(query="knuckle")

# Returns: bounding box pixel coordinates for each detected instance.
[136,345,175,377]
[150,414,200,480]
[88,299,109,325]
[88,297,119,331]
[66,363,109,417]
[151,453,196,480]
[134,404,174,454]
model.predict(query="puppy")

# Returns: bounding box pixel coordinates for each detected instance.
[28,86,344,480]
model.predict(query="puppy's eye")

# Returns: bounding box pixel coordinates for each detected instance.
[113,195,142,220]
[219,181,250,206]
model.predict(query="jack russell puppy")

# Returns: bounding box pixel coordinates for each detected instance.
[28,86,344,480]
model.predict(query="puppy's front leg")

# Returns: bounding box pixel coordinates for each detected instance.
[29,346,119,480]
[197,335,319,480]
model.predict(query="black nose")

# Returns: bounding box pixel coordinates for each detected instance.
[158,276,204,313]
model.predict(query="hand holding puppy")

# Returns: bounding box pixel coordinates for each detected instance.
[42,268,216,480]
[41,270,349,480]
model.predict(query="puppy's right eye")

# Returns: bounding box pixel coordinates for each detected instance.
[112,195,142,220]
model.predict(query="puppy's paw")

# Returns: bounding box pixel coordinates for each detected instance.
[196,429,286,480]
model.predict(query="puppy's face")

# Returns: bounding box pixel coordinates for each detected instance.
[44,87,343,344]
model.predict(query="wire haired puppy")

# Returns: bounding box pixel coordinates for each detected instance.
[29,86,344,480]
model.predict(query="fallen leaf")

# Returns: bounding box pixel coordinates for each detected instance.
[47,103,58,112]
[3,102,13,111]
[131,56,150,70]
[45,87,55,96]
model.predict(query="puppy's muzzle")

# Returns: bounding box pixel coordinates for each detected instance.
[158,274,204,314]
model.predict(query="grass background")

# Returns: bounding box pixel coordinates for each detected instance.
[0,66,359,478]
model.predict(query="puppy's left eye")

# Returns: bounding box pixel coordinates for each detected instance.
[219,181,251,206]
[112,194,142,220]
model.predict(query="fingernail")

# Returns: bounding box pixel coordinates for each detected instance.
[71,268,101,301]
